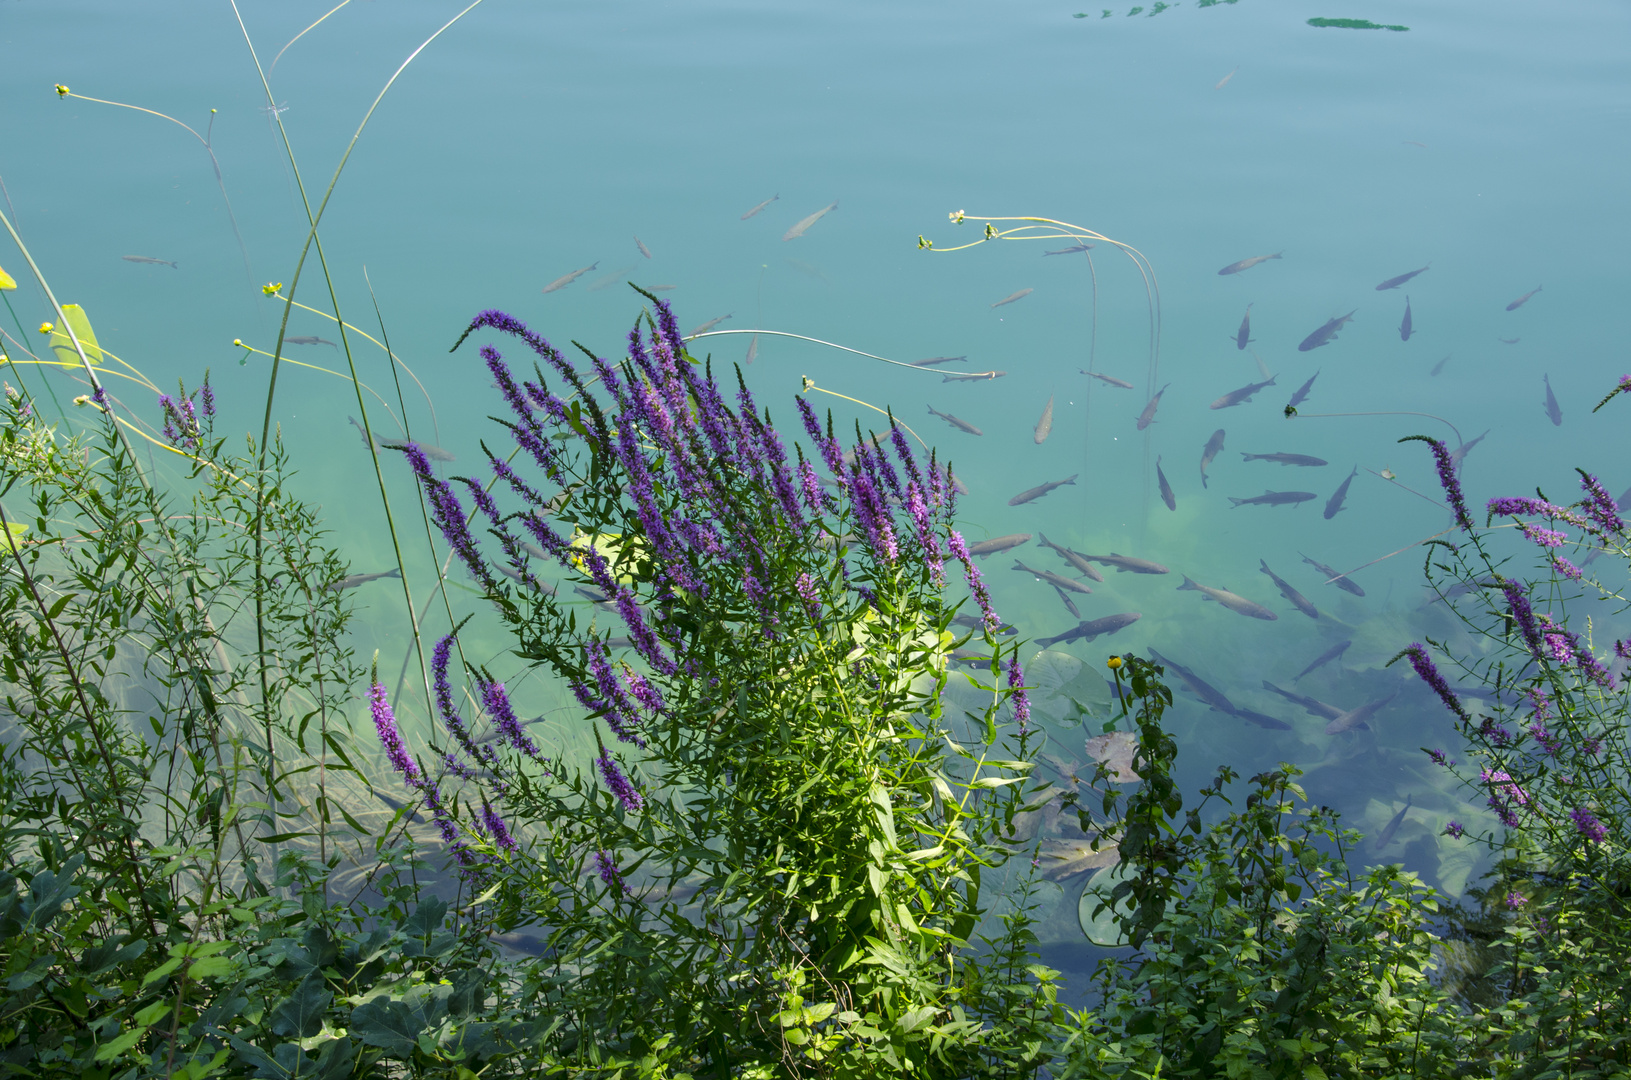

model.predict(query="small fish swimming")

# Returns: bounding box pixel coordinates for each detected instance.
[783,200,838,241]
[943,370,1006,383]
[1176,576,1278,621]
[952,613,1019,636]
[1449,430,1489,469]
[1227,490,1316,508]
[1156,456,1177,511]
[1043,243,1096,255]
[1199,429,1226,489]
[1261,680,1344,720]
[351,416,456,461]
[1325,692,1396,735]
[1036,533,1105,581]
[1300,552,1365,597]
[1082,370,1135,389]
[1431,354,1450,376]
[1079,552,1169,575]
[1009,474,1077,506]
[1234,304,1254,350]
[1293,639,1351,682]
[587,265,639,292]
[1505,285,1542,311]
[911,355,967,367]
[644,284,677,291]
[1323,466,1358,520]
[1399,296,1414,341]
[1034,395,1055,444]
[1259,560,1319,620]
[927,404,983,436]
[634,235,652,259]
[286,335,337,348]
[1241,451,1327,467]
[1052,584,1081,619]
[1498,337,1521,345]
[1146,648,1238,714]
[689,313,733,336]
[1035,612,1141,647]
[541,262,598,293]
[1014,560,1094,595]
[1375,265,1428,291]
[1136,383,1171,430]
[740,194,779,220]
[1214,66,1238,90]
[1287,370,1319,408]
[1210,375,1276,410]
[744,334,758,365]
[1298,310,1356,352]
[325,567,401,590]
[1373,796,1412,851]
[1544,374,1563,426]
[992,288,1033,308]
[967,533,1032,558]
[122,255,177,268]
[1218,252,1282,276]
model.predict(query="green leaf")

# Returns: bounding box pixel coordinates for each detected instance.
[351,997,421,1056]
[270,975,333,1038]
[48,304,105,366]
[1307,16,1408,30]
[93,1025,145,1061]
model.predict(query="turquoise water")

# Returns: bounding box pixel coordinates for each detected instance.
[5,0,1630,959]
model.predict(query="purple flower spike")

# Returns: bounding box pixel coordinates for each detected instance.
[947,530,999,632]
[596,746,645,813]
[1444,821,1465,839]
[1546,632,1574,665]
[1410,436,1475,531]
[1570,805,1608,843]
[1499,580,1544,658]
[1426,748,1456,768]
[1007,655,1030,732]
[481,801,518,852]
[371,682,422,787]
[594,849,629,895]
[481,679,541,758]
[200,373,215,420]
[1578,471,1626,533]
[1552,555,1584,581]
[1396,643,1471,723]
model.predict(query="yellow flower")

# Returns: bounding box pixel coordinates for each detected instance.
[262,282,282,296]
[72,394,90,406]
[1106,656,1123,670]
[38,322,52,334]
[917,235,932,250]
[233,339,243,347]
[55,84,69,97]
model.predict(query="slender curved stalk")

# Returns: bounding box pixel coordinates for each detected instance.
[269,0,353,73]
[800,381,929,452]
[687,328,936,373]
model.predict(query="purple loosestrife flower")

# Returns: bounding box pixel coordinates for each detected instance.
[1578,470,1626,533]
[1552,555,1584,581]
[597,746,646,813]
[1427,748,1456,768]
[798,458,832,516]
[1546,632,1574,665]
[1500,580,1545,657]
[1482,767,1530,807]
[200,373,214,420]
[594,849,630,895]
[1570,805,1609,843]
[455,309,581,385]
[622,667,664,714]
[1479,717,1514,747]
[1444,821,1465,839]
[797,397,847,490]
[481,679,541,758]
[794,571,822,620]
[1584,735,1604,756]
[1008,655,1031,732]
[1523,685,1553,719]
[889,424,923,491]
[443,753,478,781]
[1529,724,1560,756]
[584,639,646,745]
[947,530,1000,632]
[90,385,109,411]
[371,682,423,788]
[158,394,179,443]
[481,801,518,852]
[1398,643,1472,723]
[1619,640,1631,660]
[1505,892,1527,910]
[431,635,483,761]
[1404,435,1474,531]
[1521,523,1568,549]
[402,443,494,589]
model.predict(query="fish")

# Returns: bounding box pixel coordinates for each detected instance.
[1259,560,1319,620]
[1297,310,1356,352]
[1241,451,1327,468]
[1155,456,1176,511]
[1015,560,1094,595]
[1431,355,1450,376]
[927,404,983,436]
[782,200,838,241]
[1373,796,1412,851]
[122,255,177,268]
[1449,430,1488,470]
[1323,466,1358,520]
[1200,429,1226,489]
[1136,384,1171,430]
[1210,375,1276,410]
[911,356,968,367]
[325,567,401,590]
[644,284,677,292]
[1227,490,1316,508]
[1505,285,1542,311]
[1300,552,1365,596]
[1217,252,1282,276]
[967,533,1032,558]
[1499,337,1520,344]
[951,613,1019,636]
[1044,243,1096,255]
[1324,692,1397,735]
[1214,66,1238,89]
[943,370,1007,383]
[350,416,456,461]
[1234,304,1254,350]
[586,265,639,292]
[1176,576,1278,621]
[1543,374,1563,426]
[1146,648,1237,714]
[1082,370,1135,389]
[689,313,733,337]
[1375,265,1428,291]
[1035,612,1141,647]
[1009,474,1077,506]
[992,288,1033,308]
[744,334,759,365]
[1261,680,1344,720]
[541,262,598,293]
[1078,552,1169,575]
[495,564,560,593]
[1403,140,1428,148]
[1232,708,1293,731]
[1293,639,1351,682]
[1034,395,1055,444]
[1399,296,1414,341]
[634,235,652,259]
[1036,533,1105,581]
[1054,586,1082,619]
[740,194,779,220]
[1287,370,1319,408]
[286,335,337,348]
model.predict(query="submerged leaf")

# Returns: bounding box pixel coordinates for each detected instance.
[48,304,104,366]
[1084,731,1140,783]
[1037,838,1120,880]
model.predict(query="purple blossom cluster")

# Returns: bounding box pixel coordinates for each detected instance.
[1406,435,1474,531]
[594,849,629,895]
[1007,655,1030,732]
[1577,471,1625,534]
[1444,821,1465,839]
[1398,643,1471,723]
[596,746,645,813]
[946,530,1000,633]
[1426,748,1456,769]
[1569,805,1609,843]
[1482,766,1529,828]
[370,680,481,869]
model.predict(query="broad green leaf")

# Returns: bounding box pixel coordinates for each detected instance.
[48,304,104,366]
[94,1026,146,1061]
[270,976,333,1038]
[351,997,420,1056]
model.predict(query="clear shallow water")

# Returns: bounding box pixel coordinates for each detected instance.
[4,0,1630,965]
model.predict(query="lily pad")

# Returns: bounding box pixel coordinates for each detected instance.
[1027,649,1115,725]
[1037,837,1120,881]
[1078,859,1135,946]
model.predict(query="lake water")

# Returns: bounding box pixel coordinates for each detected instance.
[4,0,1629,969]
